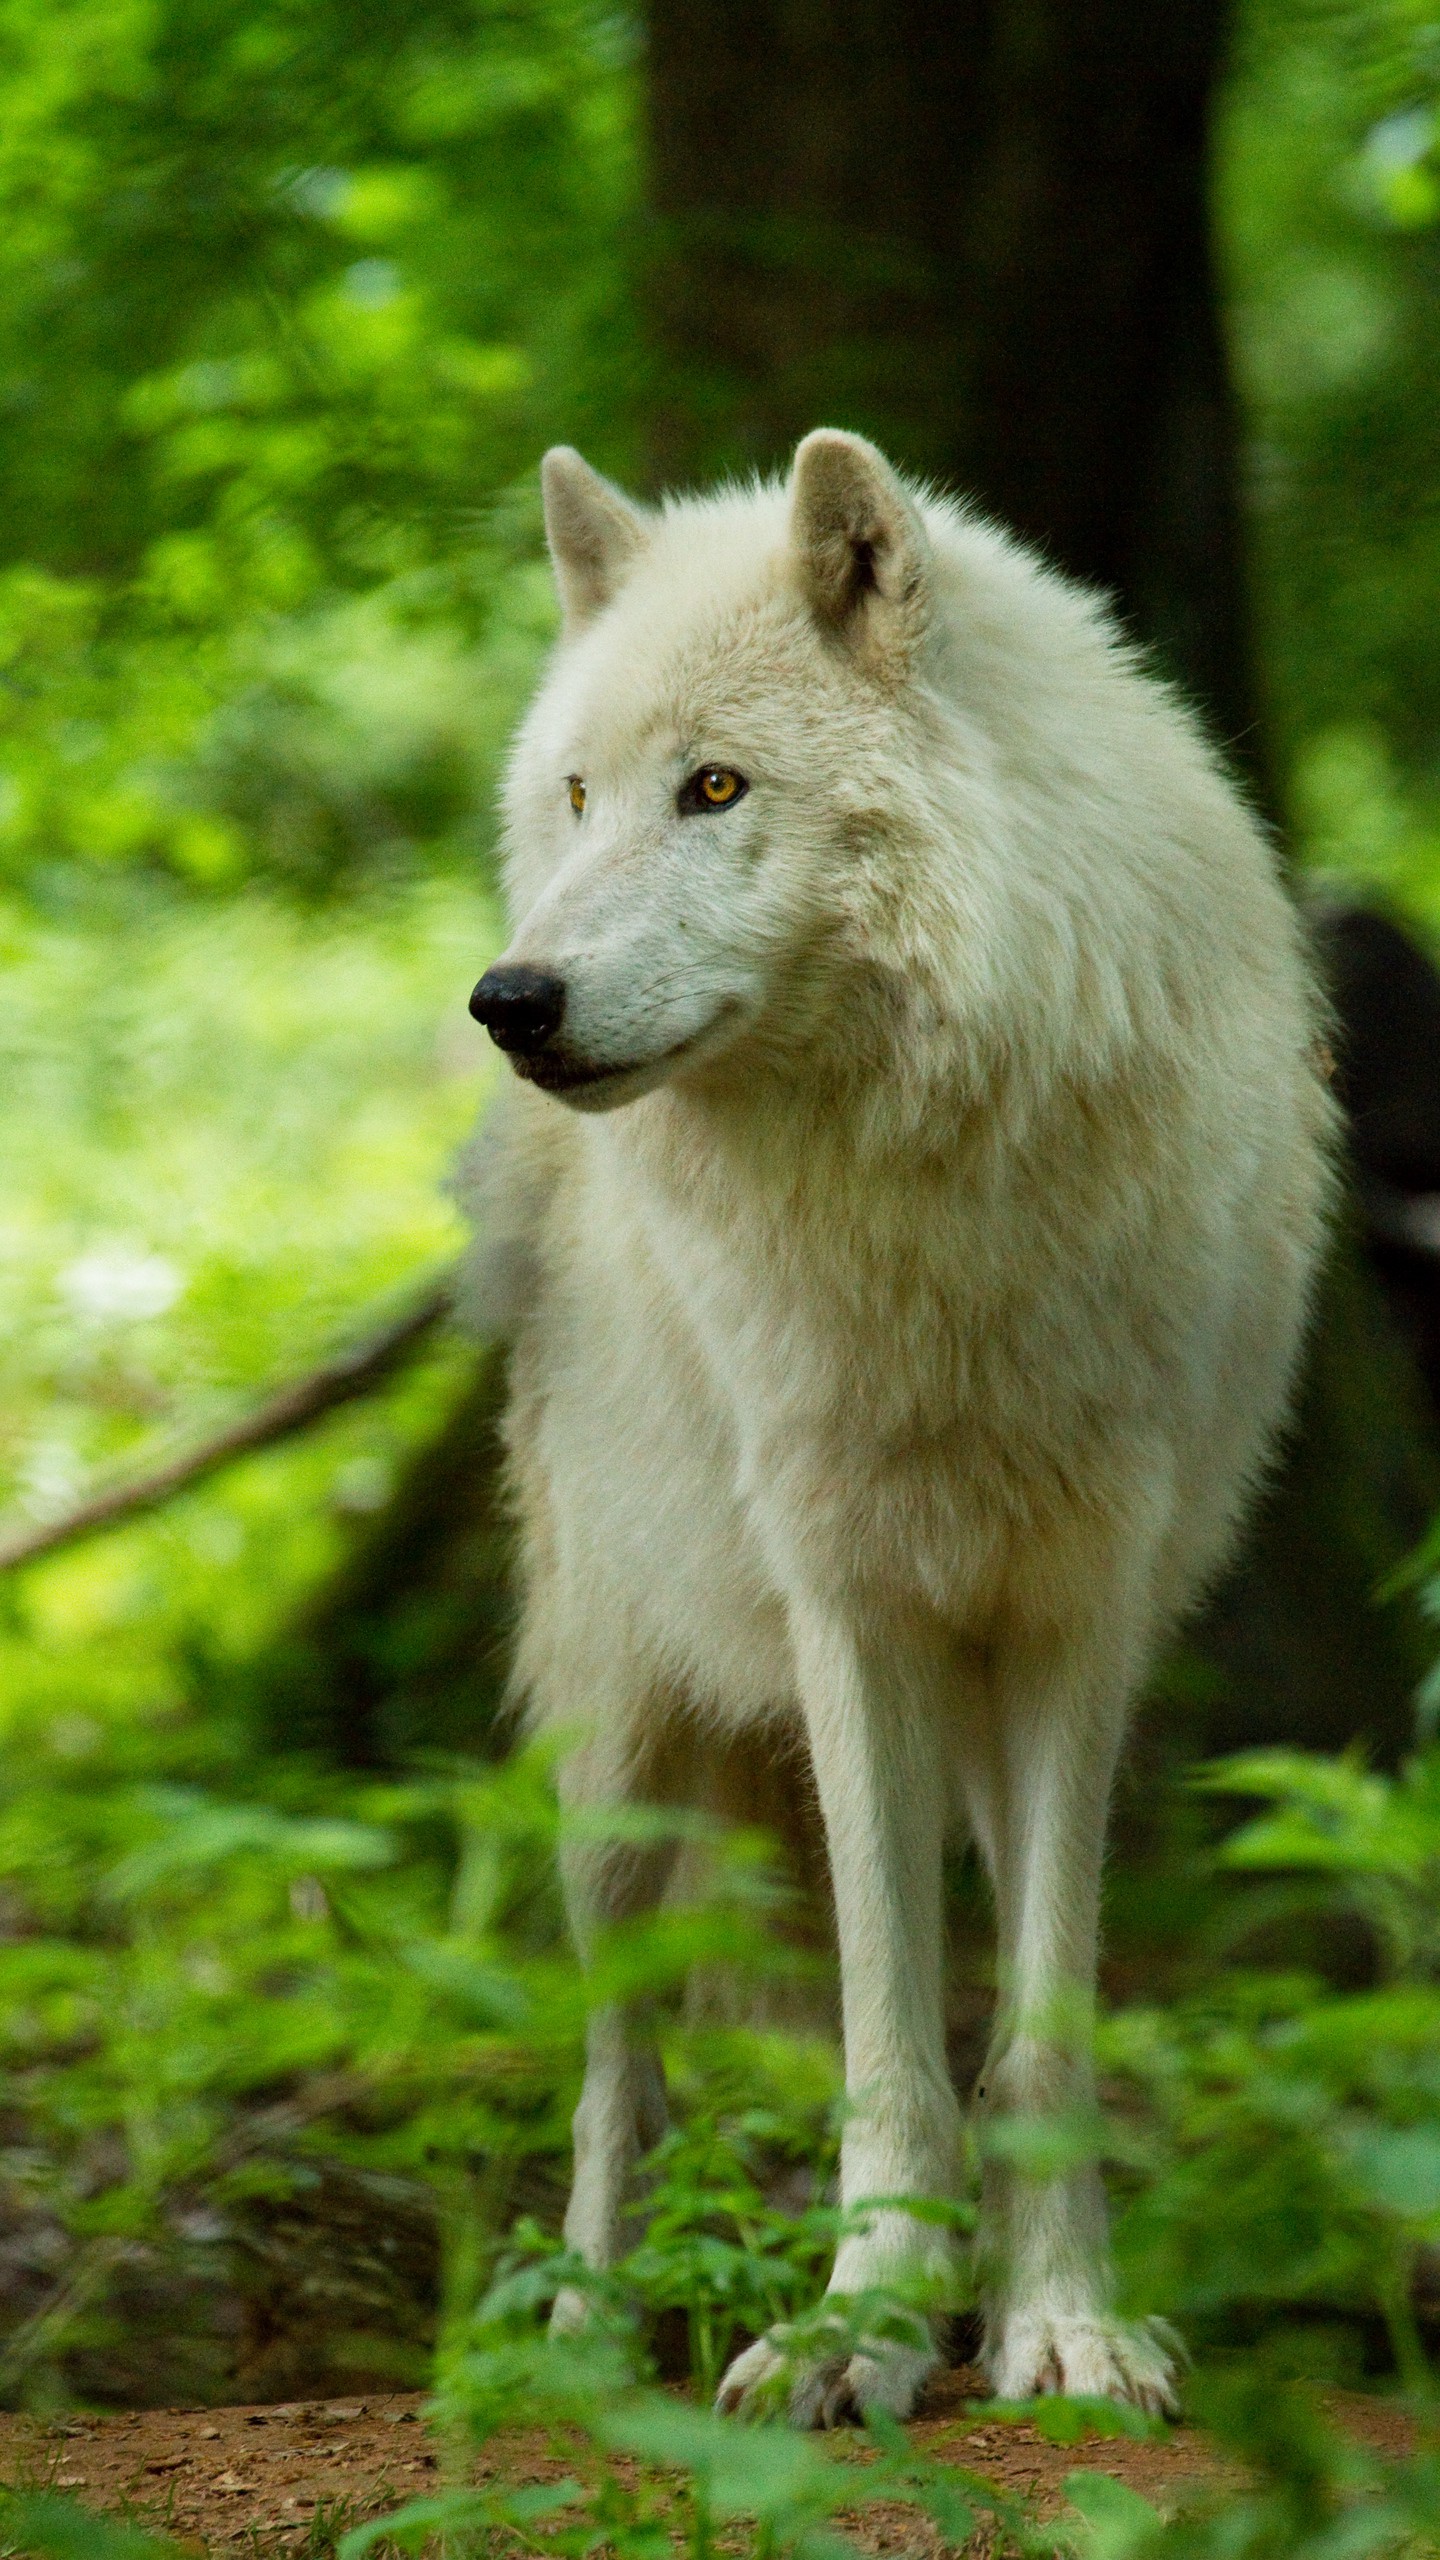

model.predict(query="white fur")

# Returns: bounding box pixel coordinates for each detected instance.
[466,432,1337,2423]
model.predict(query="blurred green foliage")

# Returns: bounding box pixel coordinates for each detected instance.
[0,0,635,577]
[1220,0,1440,925]
[0,0,636,890]
[0,876,499,1784]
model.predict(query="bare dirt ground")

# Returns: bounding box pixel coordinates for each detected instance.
[0,2368,1422,2558]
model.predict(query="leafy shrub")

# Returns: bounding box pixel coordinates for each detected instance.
[6,1691,1440,2559]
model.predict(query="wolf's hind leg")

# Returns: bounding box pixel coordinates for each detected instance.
[962,1627,1178,2415]
[547,1700,690,2334]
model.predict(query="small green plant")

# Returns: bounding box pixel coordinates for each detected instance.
[1104,1744,1440,2392]
[616,2101,843,2400]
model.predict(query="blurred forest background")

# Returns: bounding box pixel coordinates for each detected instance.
[3,0,1440,2479]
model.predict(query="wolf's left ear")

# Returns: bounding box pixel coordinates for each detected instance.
[541,447,650,633]
[789,430,933,683]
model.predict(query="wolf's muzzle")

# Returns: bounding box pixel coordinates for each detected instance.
[469,964,567,1055]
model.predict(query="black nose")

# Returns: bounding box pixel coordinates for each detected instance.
[468,965,567,1055]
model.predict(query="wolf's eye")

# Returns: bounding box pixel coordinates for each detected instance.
[568,777,586,815]
[680,766,747,815]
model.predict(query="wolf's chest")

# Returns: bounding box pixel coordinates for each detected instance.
[639,1158,1065,1513]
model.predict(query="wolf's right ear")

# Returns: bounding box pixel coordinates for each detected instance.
[541,447,649,632]
[790,430,933,684]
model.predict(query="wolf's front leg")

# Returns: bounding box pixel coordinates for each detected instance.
[963,1636,1178,2415]
[717,1602,962,2425]
[550,1723,680,2336]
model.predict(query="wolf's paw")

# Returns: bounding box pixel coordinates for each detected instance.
[715,2329,939,2428]
[985,2312,1180,2417]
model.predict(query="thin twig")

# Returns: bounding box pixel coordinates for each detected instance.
[0,1267,459,1576]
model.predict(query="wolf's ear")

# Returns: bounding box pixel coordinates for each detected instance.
[789,430,933,682]
[541,447,649,632]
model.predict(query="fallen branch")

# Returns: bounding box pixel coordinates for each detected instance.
[0,1266,458,1576]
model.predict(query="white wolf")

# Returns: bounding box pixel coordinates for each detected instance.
[463,430,1336,2424]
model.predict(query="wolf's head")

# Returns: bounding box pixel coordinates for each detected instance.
[471,431,948,1113]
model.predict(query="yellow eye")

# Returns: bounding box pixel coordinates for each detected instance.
[678,765,748,816]
[568,776,586,814]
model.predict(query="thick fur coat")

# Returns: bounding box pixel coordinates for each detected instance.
[462,431,1337,2422]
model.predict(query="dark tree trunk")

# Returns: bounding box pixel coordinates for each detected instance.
[647,0,1257,763]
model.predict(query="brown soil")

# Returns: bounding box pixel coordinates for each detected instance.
[0,2369,1419,2558]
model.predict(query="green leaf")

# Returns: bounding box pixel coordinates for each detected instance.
[1063,2469,1166,2559]
[969,2396,1160,2446]
[1342,2123,1440,2219]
